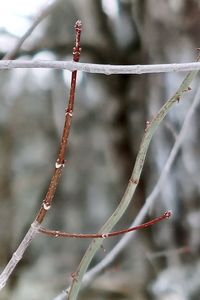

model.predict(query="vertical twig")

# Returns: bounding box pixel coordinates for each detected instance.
[0,20,82,290]
[36,20,82,224]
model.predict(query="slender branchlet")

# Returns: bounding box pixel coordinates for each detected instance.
[39,210,172,239]
[39,211,172,238]
[36,20,82,224]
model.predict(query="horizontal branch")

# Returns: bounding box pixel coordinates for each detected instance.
[1,60,200,74]
[39,211,171,238]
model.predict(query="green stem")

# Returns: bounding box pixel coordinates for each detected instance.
[68,61,199,300]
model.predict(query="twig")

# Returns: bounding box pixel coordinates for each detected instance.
[0,20,82,290]
[35,20,82,223]
[2,0,61,60]
[1,60,200,74]
[66,55,200,300]
[39,211,171,238]
[0,222,40,289]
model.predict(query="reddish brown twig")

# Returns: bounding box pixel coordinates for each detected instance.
[35,20,82,224]
[39,211,172,238]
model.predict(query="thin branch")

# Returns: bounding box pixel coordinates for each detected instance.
[2,0,61,60]
[0,20,82,290]
[66,55,200,300]
[39,211,171,238]
[1,60,200,74]
[35,20,82,223]
[0,222,40,289]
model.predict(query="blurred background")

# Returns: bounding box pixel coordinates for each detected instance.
[0,0,200,299]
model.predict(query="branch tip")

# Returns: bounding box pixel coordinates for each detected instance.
[75,20,82,31]
[164,210,172,218]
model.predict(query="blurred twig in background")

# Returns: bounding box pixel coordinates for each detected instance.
[2,0,61,60]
